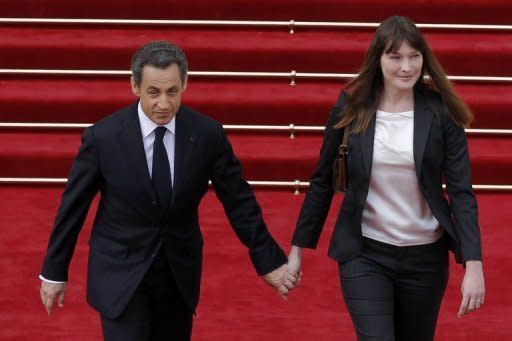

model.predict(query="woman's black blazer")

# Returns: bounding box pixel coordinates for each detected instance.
[292,88,482,264]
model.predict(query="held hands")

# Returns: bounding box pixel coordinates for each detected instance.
[458,260,485,318]
[262,263,299,299]
[40,281,67,316]
[262,245,304,299]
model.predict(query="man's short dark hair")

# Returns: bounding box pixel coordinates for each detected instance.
[131,40,188,86]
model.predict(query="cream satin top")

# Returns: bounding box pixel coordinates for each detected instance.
[361,110,443,246]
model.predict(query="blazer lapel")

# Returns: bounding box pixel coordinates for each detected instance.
[360,113,377,181]
[413,90,434,177]
[119,104,157,202]
[172,108,197,205]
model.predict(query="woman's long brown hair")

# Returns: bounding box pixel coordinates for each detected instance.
[334,16,473,133]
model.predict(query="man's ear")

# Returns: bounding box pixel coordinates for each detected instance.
[182,75,188,92]
[130,76,140,97]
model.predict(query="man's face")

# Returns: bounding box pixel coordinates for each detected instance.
[131,63,187,125]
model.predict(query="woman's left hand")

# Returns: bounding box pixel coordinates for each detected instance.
[458,260,485,318]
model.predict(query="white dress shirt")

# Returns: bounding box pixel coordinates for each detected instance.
[361,109,443,246]
[137,102,176,185]
[41,102,176,283]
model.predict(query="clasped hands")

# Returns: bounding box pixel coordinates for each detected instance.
[262,246,302,299]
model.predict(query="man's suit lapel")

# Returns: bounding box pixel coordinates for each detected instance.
[119,104,157,202]
[172,108,197,205]
[413,90,433,177]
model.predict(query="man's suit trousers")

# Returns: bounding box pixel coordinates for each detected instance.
[100,247,193,341]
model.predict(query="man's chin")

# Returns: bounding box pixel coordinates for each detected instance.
[152,114,174,125]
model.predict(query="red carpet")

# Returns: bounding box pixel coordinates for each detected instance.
[2,25,512,76]
[2,0,511,24]
[0,130,511,185]
[1,77,511,128]
[0,186,511,340]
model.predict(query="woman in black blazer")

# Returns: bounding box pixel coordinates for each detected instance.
[287,16,485,341]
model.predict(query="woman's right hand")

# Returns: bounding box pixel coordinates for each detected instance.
[288,245,303,286]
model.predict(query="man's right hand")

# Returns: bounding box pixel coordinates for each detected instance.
[40,281,67,316]
[262,264,297,299]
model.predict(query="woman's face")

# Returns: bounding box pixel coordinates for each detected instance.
[380,41,423,93]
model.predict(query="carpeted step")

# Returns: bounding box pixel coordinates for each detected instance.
[1,0,511,24]
[1,130,510,185]
[1,186,511,339]
[0,77,510,129]
[2,25,511,76]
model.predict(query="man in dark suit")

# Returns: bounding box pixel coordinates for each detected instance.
[39,40,296,340]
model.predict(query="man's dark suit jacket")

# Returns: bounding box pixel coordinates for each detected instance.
[293,87,482,264]
[41,102,287,318]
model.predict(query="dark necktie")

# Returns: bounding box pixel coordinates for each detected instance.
[151,126,172,208]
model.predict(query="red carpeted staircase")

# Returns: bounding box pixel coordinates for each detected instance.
[1,1,511,340]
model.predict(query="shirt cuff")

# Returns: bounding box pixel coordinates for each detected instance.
[39,274,66,284]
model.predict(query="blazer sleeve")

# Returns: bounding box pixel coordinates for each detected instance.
[41,126,101,281]
[210,125,287,276]
[442,113,482,262]
[292,91,346,248]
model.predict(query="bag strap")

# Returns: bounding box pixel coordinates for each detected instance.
[339,125,350,155]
